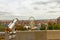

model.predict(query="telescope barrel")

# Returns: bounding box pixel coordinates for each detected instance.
[6,18,18,32]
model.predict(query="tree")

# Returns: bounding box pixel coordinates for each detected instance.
[0,23,5,31]
[40,24,46,30]
[15,24,26,31]
[54,23,60,30]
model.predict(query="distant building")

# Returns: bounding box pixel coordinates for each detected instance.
[0,18,57,27]
[57,17,60,24]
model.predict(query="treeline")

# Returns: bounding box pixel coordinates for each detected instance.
[15,23,60,30]
[0,23,60,31]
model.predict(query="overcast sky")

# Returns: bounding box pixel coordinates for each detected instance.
[0,0,60,20]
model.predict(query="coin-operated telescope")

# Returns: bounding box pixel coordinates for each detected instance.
[5,18,18,33]
[5,18,18,40]
[29,16,35,29]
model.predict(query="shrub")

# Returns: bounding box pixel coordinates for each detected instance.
[0,23,5,31]
[40,24,46,30]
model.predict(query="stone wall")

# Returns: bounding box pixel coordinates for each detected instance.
[5,30,60,40]
[16,30,47,40]
[47,30,60,40]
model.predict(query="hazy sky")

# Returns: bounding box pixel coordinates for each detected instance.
[0,0,60,20]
